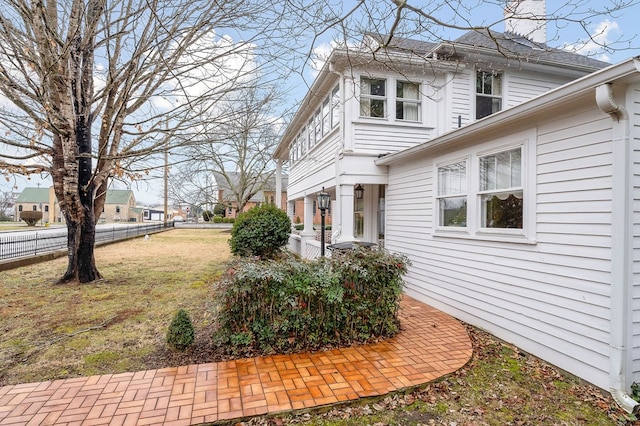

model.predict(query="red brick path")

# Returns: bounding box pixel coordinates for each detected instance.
[0,296,472,425]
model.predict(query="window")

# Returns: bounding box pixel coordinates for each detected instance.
[434,131,533,241]
[32,205,37,211]
[479,147,522,229]
[437,161,467,227]
[360,77,386,118]
[476,71,502,119]
[314,108,322,144]
[44,205,49,212]
[396,81,421,121]
[331,85,340,128]
[18,205,22,212]
[322,98,330,135]
[116,206,121,213]
[354,196,364,238]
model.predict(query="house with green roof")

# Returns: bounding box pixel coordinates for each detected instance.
[15,187,143,224]
[14,187,55,224]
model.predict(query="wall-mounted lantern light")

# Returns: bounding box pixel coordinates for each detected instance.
[354,184,364,200]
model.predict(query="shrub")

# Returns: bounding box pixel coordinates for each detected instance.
[202,210,214,222]
[212,247,409,355]
[20,211,43,226]
[166,309,195,351]
[213,215,223,223]
[229,204,291,258]
[213,203,226,216]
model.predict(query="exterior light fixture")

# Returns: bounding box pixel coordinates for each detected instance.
[317,187,331,257]
[354,184,364,200]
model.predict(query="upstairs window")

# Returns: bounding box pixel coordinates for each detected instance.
[360,77,386,118]
[479,147,522,229]
[396,81,421,121]
[331,85,340,127]
[437,161,467,227]
[476,71,502,119]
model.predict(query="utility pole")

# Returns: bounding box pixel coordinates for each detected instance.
[163,121,169,226]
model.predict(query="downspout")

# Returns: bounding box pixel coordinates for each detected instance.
[329,62,346,243]
[596,83,639,414]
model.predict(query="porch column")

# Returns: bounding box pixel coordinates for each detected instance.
[287,200,295,224]
[275,160,283,210]
[299,195,317,258]
[336,184,355,242]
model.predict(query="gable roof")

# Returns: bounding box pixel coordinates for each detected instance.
[105,189,134,205]
[16,187,49,203]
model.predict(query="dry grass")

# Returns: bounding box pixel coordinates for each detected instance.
[0,228,230,386]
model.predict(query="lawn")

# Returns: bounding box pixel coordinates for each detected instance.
[0,228,230,386]
[0,228,636,425]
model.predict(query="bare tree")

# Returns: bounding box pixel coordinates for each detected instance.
[171,85,284,215]
[0,0,297,283]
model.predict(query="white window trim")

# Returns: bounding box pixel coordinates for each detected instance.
[433,128,536,244]
[359,76,387,119]
[396,80,422,123]
[435,156,469,232]
[474,70,504,120]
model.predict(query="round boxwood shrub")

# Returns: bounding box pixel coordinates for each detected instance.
[229,204,291,258]
[166,309,195,351]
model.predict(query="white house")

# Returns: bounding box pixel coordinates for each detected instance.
[272,0,640,413]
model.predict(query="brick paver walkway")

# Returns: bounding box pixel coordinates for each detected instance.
[0,296,472,425]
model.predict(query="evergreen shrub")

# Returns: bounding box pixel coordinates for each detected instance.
[229,204,291,258]
[213,246,409,355]
[166,309,195,351]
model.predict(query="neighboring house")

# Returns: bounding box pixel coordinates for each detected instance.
[100,189,143,223]
[212,171,289,218]
[14,187,55,223]
[272,0,640,413]
[15,187,143,224]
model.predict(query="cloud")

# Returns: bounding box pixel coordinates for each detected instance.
[563,19,620,62]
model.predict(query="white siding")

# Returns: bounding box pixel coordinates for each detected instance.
[385,101,615,390]
[353,122,433,154]
[506,71,572,109]
[449,69,472,131]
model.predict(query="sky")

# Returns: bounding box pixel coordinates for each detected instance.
[4,0,640,207]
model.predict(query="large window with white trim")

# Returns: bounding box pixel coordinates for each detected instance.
[434,135,532,240]
[437,161,467,227]
[479,147,523,229]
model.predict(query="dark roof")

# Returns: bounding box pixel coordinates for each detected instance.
[448,30,610,70]
[363,29,609,72]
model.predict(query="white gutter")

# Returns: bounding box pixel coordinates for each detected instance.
[597,83,639,414]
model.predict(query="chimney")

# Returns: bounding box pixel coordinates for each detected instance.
[504,0,547,44]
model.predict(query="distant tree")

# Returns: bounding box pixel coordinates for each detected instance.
[172,86,283,214]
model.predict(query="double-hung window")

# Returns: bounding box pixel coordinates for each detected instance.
[437,161,467,227]
[476,71,502,119]
[479,147,523,229]
[360,77,386,118]
[396,81,421,121]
